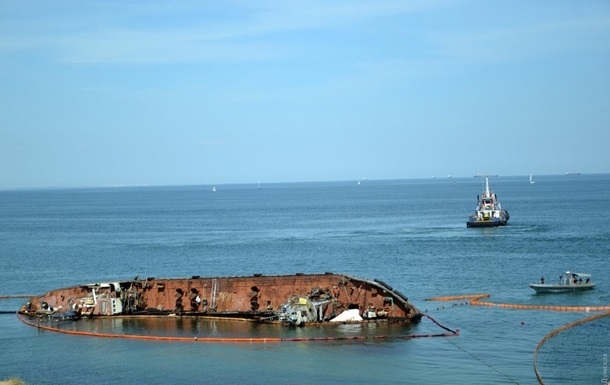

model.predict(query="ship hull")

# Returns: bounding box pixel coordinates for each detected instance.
[466,214,509,228]
[18,273,422,326]
[529,283,595,293]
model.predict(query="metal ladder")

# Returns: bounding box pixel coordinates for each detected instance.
[211,279,218,311]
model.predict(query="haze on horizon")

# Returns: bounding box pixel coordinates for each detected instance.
[1,1,609,189]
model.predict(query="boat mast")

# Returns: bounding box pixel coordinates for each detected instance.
[485,177,490,197]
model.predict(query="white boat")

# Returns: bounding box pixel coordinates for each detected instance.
[211,186,217,192]
[529,271,595,293]
[529,174,535,184]
[466,176,510,227]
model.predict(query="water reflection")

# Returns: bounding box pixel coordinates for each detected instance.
[49,316,424,341]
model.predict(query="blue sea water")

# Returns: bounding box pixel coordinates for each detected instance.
[1,175,609,384]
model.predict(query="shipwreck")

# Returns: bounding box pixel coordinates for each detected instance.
[18,273,422,327]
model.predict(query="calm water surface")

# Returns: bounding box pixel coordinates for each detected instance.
[1,175,609,384]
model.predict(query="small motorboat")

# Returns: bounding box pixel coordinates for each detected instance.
[529,271,595,293]
[466,176,509,228]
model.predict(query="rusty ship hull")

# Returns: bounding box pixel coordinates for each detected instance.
[18,273,422,326]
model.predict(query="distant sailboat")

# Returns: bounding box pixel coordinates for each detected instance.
[211,186,217,192]
[529,174,535,184]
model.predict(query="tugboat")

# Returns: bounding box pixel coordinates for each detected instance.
[466,176,509,228]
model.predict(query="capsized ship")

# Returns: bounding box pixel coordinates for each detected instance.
[466,176,510,228]
[17,273,422,326]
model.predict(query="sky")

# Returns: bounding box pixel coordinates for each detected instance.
[1,1,609,189]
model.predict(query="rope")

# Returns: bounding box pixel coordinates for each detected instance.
[443,335,521,384]
[423,313,459,335]
[427,293,610,384]
[0,295,33,313]
[422,311,518,383]
[532,311,610,385]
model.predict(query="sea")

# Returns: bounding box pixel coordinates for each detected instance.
[0,174,609,385]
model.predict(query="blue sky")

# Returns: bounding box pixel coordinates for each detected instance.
[1,1,609,188]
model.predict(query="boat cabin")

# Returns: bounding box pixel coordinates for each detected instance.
[560,272,592,286]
